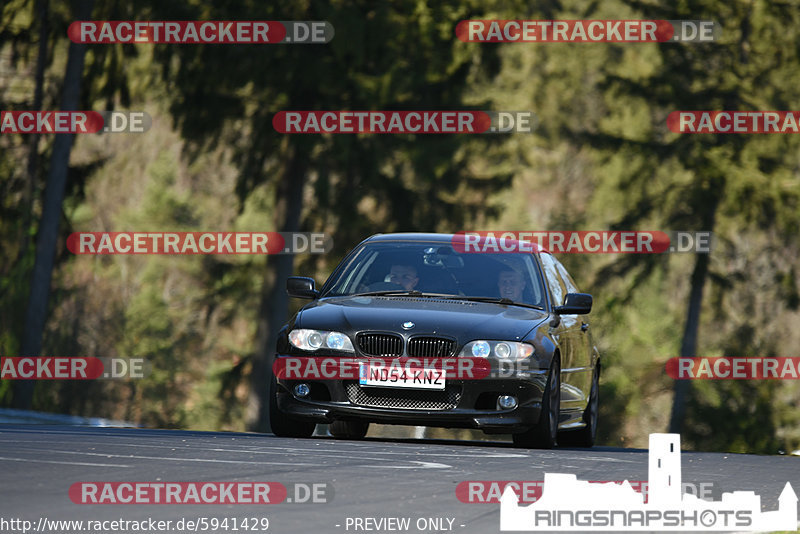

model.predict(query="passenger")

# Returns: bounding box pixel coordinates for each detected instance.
[498,269,526,301]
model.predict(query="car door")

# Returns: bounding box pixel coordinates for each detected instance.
[553,257,593,413]
[539,253,577,413]
[540,252,588,414]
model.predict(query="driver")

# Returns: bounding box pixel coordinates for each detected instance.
[498,269,526,301]
[388,264,419,291]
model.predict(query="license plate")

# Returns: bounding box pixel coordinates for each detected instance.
[359,362,445,390]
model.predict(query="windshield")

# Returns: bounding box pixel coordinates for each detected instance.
[323,241,546,308]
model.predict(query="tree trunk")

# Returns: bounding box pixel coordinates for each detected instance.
[12,0,93,410]
[20,0,49,255]
[247,143,308,432]
[668,199,719,433]
[667,252,710,433]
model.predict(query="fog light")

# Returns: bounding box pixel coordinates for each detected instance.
[294,383,311,398]
[497,395,517,410]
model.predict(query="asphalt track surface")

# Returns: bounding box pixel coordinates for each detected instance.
[0,425,798,534]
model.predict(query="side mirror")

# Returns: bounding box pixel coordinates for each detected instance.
[287,277,319,299]
[553,293,592,315]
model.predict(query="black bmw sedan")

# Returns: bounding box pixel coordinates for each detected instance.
[270,233,600,448]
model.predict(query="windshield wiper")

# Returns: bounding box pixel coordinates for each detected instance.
[353,290,461,298]
[354,290,423,296]
[350,291,544,309]
[447,296,544,310]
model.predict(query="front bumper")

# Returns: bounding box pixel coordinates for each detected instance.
[274,355,548,433]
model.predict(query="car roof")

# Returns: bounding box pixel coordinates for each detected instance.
[363,233,458,243]
[361,232,548,255]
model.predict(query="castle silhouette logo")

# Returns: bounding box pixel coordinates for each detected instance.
[500,433,798,531]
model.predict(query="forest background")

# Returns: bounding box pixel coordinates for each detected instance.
[2,0,799,454]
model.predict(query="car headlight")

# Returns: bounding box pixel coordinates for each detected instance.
[471,341,491,358]
[459,340,534,361]
[288,329,354,352]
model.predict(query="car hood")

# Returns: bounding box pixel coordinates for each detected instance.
[295,295,548,342]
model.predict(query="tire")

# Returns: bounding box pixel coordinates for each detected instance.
[268,376,315,438]
[329,420,369,439]
[513,356,561,449]
[559,365,599,448]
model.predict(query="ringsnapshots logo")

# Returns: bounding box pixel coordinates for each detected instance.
[499,433,798,531]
